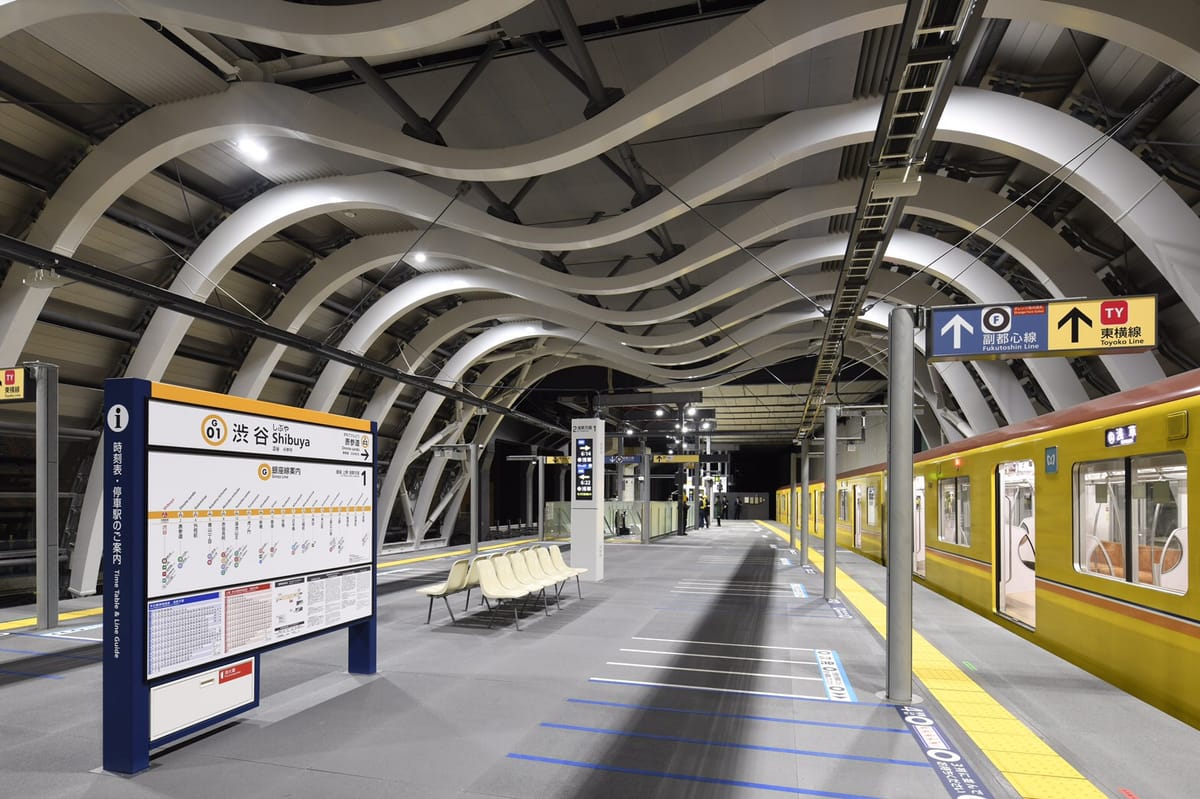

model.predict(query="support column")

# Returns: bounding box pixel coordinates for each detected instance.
[537,457,545,541]
[788,450,797,550]
[824,405,838,601]
[30,362,58,629]
[800,438,811,567]
[887,307,915,703]
[468,444,479,556]
[524,461,535,535]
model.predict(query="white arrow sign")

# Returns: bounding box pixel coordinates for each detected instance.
[940,314,974,349]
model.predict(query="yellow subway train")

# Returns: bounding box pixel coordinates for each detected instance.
[777,370,1198,728]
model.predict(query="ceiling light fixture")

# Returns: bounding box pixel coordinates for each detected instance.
[236,138,269,162]
[413,251,428,264]
[686,407,697,417]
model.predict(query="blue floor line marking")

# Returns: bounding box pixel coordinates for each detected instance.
[0,668,64,679]
[507,753,886,799]
[0,647,101,661]
[589,677,890,706]
[540,721,930,767]
[565,698,909,733]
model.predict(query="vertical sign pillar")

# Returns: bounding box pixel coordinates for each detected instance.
[103,379,151,774]
[29,362,59,629]
[823,405,838,601]
[788,451,797,550]
[570,418,604,581]
[887,307,915,703]
[800,438,811,567]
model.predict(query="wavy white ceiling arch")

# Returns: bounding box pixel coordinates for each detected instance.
[0,0,533,57]
[3,87,1196,377]
[298,230,1075,418]
[348,270,1016,432]
[4,0,1197,88]
[380,318,960,536]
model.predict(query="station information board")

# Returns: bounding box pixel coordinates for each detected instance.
[103,379,377,774]
[927,295,1156,361]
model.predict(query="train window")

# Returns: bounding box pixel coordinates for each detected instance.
[938,476,971,546]
[838,489,849,521]
[1074,452,1187,594]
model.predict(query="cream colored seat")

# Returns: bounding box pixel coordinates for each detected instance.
[548,545,587,599]
[416,559,470,624]
[515,549,561,611]
[502,551,552,616]
[524,548,563,601]
[535,547,569,598]
[475,557,528,630]
[461,556,489,610]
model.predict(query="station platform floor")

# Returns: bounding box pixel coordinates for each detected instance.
[2,520,1199,798]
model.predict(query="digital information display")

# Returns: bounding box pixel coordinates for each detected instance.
[103,379,377,774]
[574,437,594,501]
[1105,423,1137,447]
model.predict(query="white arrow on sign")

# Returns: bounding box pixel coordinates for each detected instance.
[940,314,974,349]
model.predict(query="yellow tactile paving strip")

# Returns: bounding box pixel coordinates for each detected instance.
[0,538,539,632]
[760,521,1106,799]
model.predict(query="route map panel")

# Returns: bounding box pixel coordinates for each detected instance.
[146,451,371,598]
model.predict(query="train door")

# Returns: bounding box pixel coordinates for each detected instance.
[853,485,863,548]
[913,476,926,577]
[996,460,1036,628]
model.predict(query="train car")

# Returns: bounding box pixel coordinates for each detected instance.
[777,370,1198,728]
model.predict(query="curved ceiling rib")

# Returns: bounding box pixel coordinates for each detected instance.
[6,0,1189,595]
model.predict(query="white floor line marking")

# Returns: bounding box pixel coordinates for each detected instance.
[590,677,828,701]
[619,648,818,666]
[605,661,822,681]
[676,578,796,585]
[379,568,413,576]
[632,636,816,652]
[672,583,792,595]
[31,634,102,642]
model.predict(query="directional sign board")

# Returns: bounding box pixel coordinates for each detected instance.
[652,453,700,464]
[0,366,29,403]
[927,296,1155,361]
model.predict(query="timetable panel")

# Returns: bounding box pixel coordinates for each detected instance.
[146,565,371,680]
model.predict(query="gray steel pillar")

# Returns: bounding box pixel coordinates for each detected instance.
[30,362,59,629]
[823,404,838,601]
[468,444,479,556]
[524,462,535,535]
[800,438,811,567]
[788,451,797,550]
[537,457,545,541]
[887,307,915,703]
